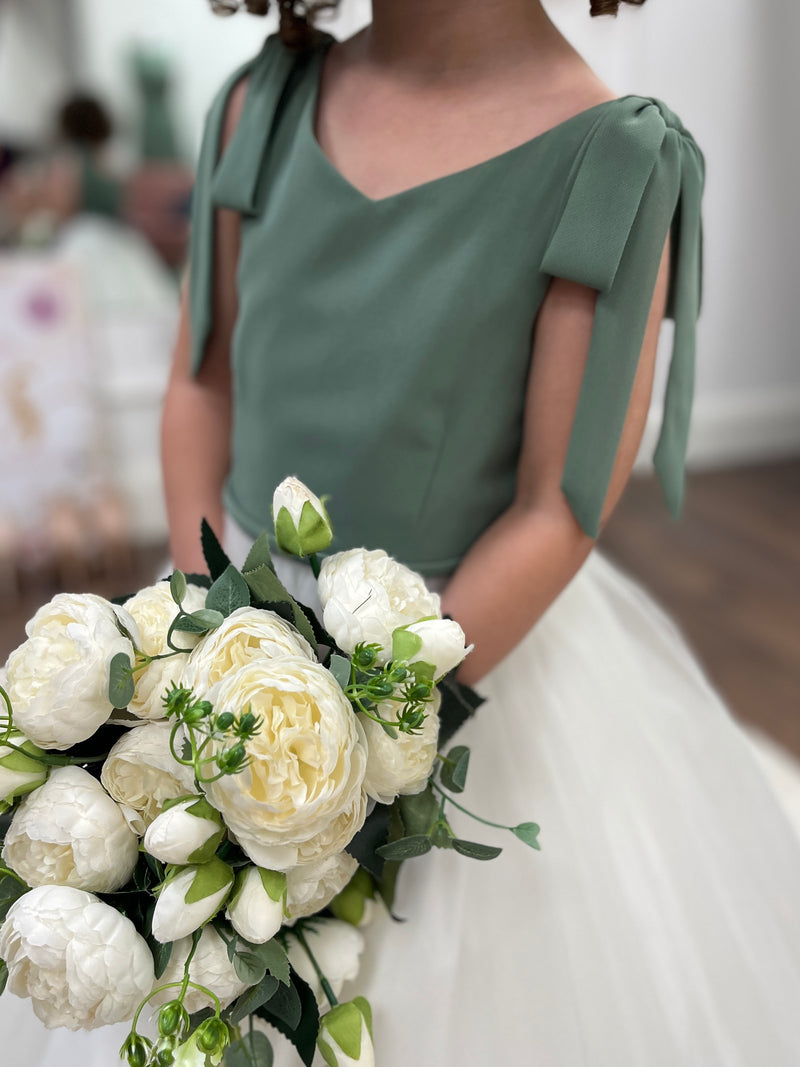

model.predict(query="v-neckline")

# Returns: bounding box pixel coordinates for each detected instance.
[303,37,627,207]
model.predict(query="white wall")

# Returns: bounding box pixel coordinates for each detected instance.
[73,0,800,466]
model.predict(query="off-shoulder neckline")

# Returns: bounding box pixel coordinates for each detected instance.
[303,35,631,207]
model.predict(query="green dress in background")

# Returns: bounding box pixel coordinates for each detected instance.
[189,30,703,569]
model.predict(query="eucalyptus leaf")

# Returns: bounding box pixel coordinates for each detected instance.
[329,654,351,692]
[398,786,439,837]
[201,519,231,581]
[224,1030,274,1067]
[512,822,542,850]
[233,949,267,985]
[228,974,280,1025]
[246,936,291,986]
[452,838,503,861]
[170,570,187,606]
[375,834,432,860]
[108,652,135,709]
[440,745,470,794]
[172,608,225,634]
[206,565,251,618]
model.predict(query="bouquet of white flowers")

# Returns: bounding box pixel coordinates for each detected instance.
[0,477,540,1067]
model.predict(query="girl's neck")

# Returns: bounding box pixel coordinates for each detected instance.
[362,0,564,83]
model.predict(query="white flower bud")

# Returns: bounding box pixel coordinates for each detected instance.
[394,618,473,680]
[0,730,49,807]
[286,918,364,1011]
[317,997,375,1067]
[153,926,247,1014]
[2,765,138,893]
[151,858,234,943]
[226,866,286,944]
[144,796,226,866]
[273,476,333,557]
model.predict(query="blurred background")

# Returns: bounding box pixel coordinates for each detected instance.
[0,0,797,775]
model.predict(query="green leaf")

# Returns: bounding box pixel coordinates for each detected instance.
[0,958,7,995]
[452,838,503,861]
[232,950,267,985]
[345,804,391,882]
[512,822,542,850]
[437,674,485,749]
[224,1030,274,1067]
[440,745,470,794]
[246,936,291,987]
[206,565,251,618]
[242,563,293,608]
[201,519,231,581]
[258,977,301,1030]
[375,834,432,860]
[391,627,424,664]
[429,821,454,849]
[228,973,280,1025]
[170,570,187,606]
[148,935,173,980]
[398,786,439,837]
[173,608,225,634]
[255,971,319,1067]
[288,602,317,654]
[242,531,275,576]
[108,652,135,709]
[329,654,351,692]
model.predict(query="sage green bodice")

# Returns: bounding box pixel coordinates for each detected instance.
[188,31,704,574]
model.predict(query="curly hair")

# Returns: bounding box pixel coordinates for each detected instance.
[210,1,647,50]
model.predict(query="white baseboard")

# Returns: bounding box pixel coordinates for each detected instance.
[634,387,800,472]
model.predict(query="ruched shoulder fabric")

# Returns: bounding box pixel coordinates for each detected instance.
[187,32,331,376]
[541,97,705,539]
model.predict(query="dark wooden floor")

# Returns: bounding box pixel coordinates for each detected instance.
[2,460,798,757]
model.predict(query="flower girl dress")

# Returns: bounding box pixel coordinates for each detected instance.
[5,26,800,1067]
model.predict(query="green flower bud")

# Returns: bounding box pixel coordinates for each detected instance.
[195,1017,230,1056]
[215,711,235,731]
[353,644,379,670]
[273,477,333,557]
[122,1035,152,1067]
[157,1002,186,1037]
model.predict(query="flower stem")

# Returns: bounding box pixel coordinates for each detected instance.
[0,865,28,887]
[430,779,510,832]
[293,928,338,1008]
[308,554,321,579]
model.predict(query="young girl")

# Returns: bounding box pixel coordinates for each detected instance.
[16,1,797,1065]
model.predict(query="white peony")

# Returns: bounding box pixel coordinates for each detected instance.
[399,618,473,680]
[360,691,441,806]
[143,796,226,866]
[0,730,49,806]
[124,581,207,720]
[150,858,234,943]
[286,918,364,1011]
[154,926,247,1013]
[273,476,333,557]
[285,851,359,921]
[2,765,138,893]
[318,998,375,1067]
[0,885,154,1029]
[100,720,196,833]
[318,549,441,661]
[226,866,286,944]
[5,592,140,750]
[201,657,367,871]
[182,606,315,699]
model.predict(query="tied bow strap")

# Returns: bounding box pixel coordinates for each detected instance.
[541,97,705,539]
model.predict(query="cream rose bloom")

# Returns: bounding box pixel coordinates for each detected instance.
[360,691,441,805]
[5,593,140,750]
[153,926,247,1014]
[2,766,139,892]
[285,851,359,921]
[124,581,207,719]
[202,657,367,870]
[100,721,196,833]
[318,549,441,661]
[182,606,315,699]
[0,885,154,1029]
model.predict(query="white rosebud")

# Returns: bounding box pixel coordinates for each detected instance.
[285,851,358,921]
[0,730,49,808]
[100,720,196,833]
[317,997,375,1067]
[2,765,138,892]
[201,657,367,871]
[154,926,247,1013]
[0,885,154,1029]
[226,866,286,944]
[394,618,473,680]
[5,593,140,750]
[273,476,333,557]
[360,691,441,806]
[318,549,441,662]
[182,606,315,699]
[286,918,364,1011]
[151,857,234,943]
[124,581,207,720]
[144,796,226,866]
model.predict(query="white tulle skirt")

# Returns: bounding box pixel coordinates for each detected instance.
[5,535,800,1067]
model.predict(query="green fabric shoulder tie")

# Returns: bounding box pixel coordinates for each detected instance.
[188,33,315,375]
[541,96,705,539]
